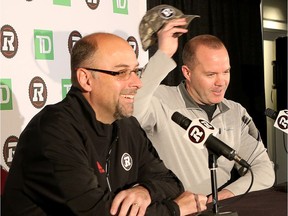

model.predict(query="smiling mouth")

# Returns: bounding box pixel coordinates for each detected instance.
[212,89,224,94]
[122,95,135,100]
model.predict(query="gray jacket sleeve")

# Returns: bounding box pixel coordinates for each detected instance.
[134,50,176,128]
[223,110,275,195]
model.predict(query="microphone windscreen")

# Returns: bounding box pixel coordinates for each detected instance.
[264,108,278,120]
[171,112,191,130]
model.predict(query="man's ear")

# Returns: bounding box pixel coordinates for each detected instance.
[76,68,92,92]
[182,65,191,81]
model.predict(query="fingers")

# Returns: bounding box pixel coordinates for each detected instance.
[118,201,143,216]
[110,190,132,216]
[194,193,201,212]
[119,202,140,216]
[158,18,189,36]
[162,18,189,29]
[112,199,146,216]
[207,189,235,204]
[193,193,208,212]
[173,191,208,215]
[216,189,235,201]
[207,194,213,203]
[110,193,122,215]
[157,18,188,58]
[129,203,141,216]
[110,186,151,216]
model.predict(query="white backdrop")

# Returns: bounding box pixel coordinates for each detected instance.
[0,0,148,172]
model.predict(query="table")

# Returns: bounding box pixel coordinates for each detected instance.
[201,184,287,216]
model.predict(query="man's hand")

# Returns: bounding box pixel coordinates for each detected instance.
[157,18,189,58]
[207,189,235,203]
[110,185,151,216]
[174,191,207,216]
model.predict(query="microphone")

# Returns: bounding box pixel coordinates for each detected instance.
[265,108,288,134]
[171,112,250,168]
[264,108,278,120]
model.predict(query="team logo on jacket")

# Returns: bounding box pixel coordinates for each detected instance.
[121,153,133,171]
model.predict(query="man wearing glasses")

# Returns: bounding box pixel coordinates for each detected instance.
[2,32,207,216]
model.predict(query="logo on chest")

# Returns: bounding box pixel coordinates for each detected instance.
[121,153,133,171]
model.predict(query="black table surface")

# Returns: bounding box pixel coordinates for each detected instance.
[201,183,287,216]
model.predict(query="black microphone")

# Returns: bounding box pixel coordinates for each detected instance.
[172,112,250,168]
[265,108,288,134]
[264,108,278,120]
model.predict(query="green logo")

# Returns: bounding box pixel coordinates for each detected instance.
[0,79,13,110]
[34,29,54,60]
[113,0,128,15]
[62,79,71,99]
[53,0,71,6]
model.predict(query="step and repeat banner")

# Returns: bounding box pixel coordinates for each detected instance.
[0,0,148,173]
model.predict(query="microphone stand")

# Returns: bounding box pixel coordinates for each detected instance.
[197,152,238,216]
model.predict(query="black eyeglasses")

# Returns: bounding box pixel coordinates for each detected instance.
[77,67,144,81]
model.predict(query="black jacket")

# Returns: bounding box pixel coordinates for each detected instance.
[2,87,184,216]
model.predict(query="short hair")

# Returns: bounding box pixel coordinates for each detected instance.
[182,34,225,69]
[70,37,98,87]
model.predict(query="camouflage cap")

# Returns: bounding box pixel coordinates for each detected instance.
[139,4,200,51]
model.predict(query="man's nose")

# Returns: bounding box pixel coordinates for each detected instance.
[129,72,143,89]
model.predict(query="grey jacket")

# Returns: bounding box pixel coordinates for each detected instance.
[134,50,275,196]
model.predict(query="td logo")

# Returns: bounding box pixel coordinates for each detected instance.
[53,0,71,6]
[61,79,71,99]
[34,29,54,60]
[0,79,13,110]
[113,0,128,15]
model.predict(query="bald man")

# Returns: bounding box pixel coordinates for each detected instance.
[2,33,207,216]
